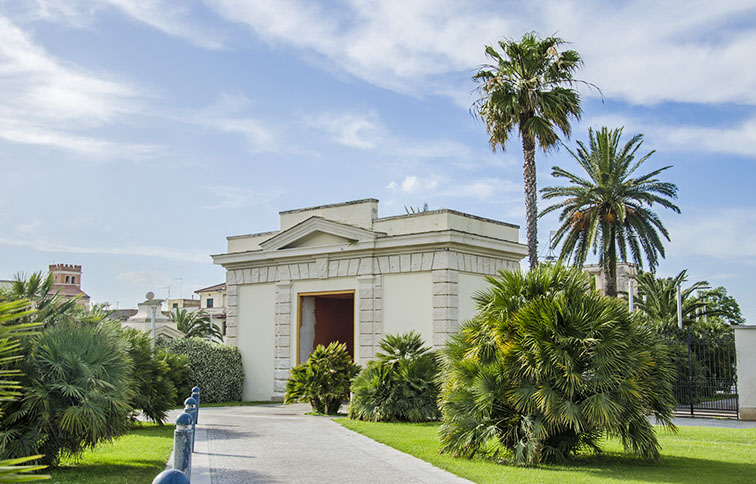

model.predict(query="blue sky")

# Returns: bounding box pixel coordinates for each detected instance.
[0,1,754,321]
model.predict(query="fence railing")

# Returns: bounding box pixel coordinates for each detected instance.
[152,387,201,483]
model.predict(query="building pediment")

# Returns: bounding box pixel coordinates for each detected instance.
[259,216,379,251]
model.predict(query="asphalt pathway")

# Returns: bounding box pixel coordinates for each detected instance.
[168,404,471,484]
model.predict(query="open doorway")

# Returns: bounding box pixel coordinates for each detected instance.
[297,291,354,364]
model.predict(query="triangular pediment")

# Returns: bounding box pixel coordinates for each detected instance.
[259,216,378,251]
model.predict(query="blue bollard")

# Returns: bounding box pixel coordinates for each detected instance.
[192,387,200,424]
[184,397,197,452]
[173,412,193,479]
[153,469,190,484]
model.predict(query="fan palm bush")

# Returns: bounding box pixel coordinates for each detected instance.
[438,264,676,465]
[349,332,440,422]
[285,342,359,415]
[0,320,133,465]
[0,300,48,481]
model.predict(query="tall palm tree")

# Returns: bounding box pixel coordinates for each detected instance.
[169,308,223,341]
[540,127,680,296]
[473,32,585,270]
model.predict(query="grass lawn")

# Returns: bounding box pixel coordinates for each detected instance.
[338,419,756,484]
[49,422,174,484]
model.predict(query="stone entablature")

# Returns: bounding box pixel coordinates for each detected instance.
[212,199,526,400]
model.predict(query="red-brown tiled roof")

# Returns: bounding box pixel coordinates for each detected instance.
[49,285,89,298]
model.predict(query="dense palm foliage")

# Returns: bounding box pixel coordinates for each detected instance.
[0,273,79,328]
[121,329,185,423]
[634,270,708,330]
[0,301,48,482]
[541,127,680,296]
[0,319,133,465]
[169,308,223,341]
[349,332,440,422]
[438,264,676,465]
[473,32,585,270]
[284,342,359,415]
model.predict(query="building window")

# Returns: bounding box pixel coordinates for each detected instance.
[65,275,70,283]
[172,303,178,309]
[206,298,214,308]
[71,276,76,284]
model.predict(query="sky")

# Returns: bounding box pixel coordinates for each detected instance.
[0,1,754,321]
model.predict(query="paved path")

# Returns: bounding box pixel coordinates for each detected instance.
[169,404,471,484]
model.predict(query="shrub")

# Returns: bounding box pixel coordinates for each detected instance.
[164,338,244,403]
[438,264,676,465]
[285,342,360,415]
[349,332,440,422]
[121,329,190,423]
[0,320,134,465]
[161,350,191,406]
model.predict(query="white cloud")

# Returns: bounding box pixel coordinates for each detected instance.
[309,110,472,163]
[0,14,161,158]
[203,185,284,210]
[0,235,210,263]
[387,174,520,202]
[583,113,756,159]
[667,208,756,261]
[205,0,756,108]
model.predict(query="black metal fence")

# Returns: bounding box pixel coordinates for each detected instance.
[664,329,738,418]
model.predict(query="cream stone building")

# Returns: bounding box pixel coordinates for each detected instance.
[212,199,527,401]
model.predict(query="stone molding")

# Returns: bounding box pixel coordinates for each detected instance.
[273,281,292,396]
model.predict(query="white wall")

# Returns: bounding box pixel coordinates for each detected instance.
[458,273,491,325]
[382,272,433,348]
[735,326,756,420]
[237,283,276,401]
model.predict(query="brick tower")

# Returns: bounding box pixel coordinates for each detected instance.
[48,264,90,306]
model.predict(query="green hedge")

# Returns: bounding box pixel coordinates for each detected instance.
[163,338,244,403]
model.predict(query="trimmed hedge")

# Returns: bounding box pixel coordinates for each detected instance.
[163,338,244,403]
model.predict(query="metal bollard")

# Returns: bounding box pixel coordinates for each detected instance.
[173,412,193,479]
[192,387,200,424]
[153,469,190,484]
[184,397,197,452]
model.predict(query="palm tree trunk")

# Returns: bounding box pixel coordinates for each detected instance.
[521,133,538,270]
[604,226,618,297]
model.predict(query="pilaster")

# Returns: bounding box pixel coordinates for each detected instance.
[273,281,292,397]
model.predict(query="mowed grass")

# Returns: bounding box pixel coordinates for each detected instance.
[49,422,174,484]
[338,419,756,484]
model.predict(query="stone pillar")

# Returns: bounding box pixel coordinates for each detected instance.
[224,271,239,346]
[357,274,383,366]
[273,281,292,399]
[734,326,756,420]
[431,250,459,349]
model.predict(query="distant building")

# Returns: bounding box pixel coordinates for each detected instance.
[584,263,637,295]
[48,264,90,307]
[195,283,227,336]
[166,298,200,311]
[0,279,11,292]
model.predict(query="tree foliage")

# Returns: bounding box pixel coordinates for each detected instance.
[473,32,585,270]
[349,332,440,422]
[541,127,680,296]
[285,342,359,415]
[634,270,708,330]
[169,308,223,341]
[438,264,676,465]
[0,320,133,465]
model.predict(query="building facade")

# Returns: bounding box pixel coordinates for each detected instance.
[195,283,227,337]
[212,199,527,401]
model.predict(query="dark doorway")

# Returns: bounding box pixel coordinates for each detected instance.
[298,291,354,364]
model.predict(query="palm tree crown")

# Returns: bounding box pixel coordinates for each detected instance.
[169,308,223,341]
[541,127,680,296]
[473,32,584,270]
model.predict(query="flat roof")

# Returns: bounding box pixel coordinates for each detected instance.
[279,198,378,215]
